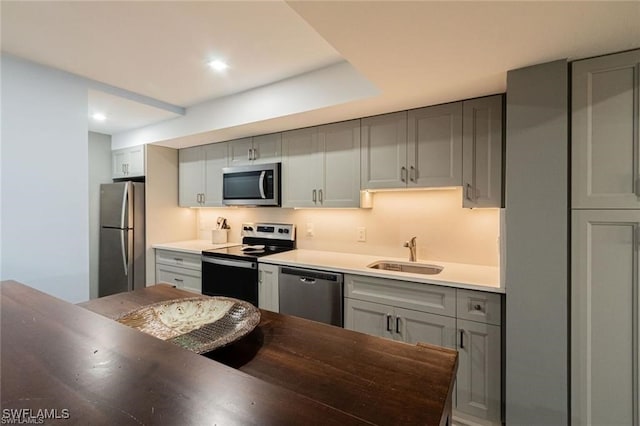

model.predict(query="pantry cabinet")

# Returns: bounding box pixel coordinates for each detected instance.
[361,103,463,190]
[572,209,640,425]
[178,142,228,207]
[344,273,502,425]
[572,49,640,209]
[112,145,145,179]
[227,133,282,166]
[282,120,360,208]
[462,95,504,208]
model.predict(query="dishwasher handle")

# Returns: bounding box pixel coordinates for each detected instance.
[280,267,342,283]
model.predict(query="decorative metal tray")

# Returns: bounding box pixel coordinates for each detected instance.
[116,296,260,354]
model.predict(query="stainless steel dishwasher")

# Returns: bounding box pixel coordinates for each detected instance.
[278,266,343,327]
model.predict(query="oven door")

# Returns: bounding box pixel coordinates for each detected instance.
[201,256,258,306]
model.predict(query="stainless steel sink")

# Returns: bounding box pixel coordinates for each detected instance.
[367,261,443,275]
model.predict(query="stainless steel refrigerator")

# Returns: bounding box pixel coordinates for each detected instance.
[99,182,145,297]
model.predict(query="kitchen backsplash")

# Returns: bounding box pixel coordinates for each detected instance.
[197,188,500,267]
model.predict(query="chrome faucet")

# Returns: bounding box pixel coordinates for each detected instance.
[404,236,417,262]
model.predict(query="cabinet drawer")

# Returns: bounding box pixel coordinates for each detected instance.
[345,274,456,317]
[456,289,502,326]
[155,250,201,270]
[156,264,202,294]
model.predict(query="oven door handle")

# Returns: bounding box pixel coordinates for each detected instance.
[202,256,257,269]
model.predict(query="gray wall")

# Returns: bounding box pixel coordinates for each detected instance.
[505,59,568,424]
[88,132,112,299]
[1,55,90,302]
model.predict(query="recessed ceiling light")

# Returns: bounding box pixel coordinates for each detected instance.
[92,113,106,121]
[207,59,228,71]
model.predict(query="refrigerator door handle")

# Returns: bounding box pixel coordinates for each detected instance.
[121,229,128,276]
[120,182,129,229]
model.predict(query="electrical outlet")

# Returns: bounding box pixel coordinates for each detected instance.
[306,223,314,237]
[357,227,366,242]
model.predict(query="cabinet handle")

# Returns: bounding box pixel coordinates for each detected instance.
[252,148,257,161]
[409,166,416,182]
[401,166,407,183]
[196,193,201,203]
[122,164,126,174]
[395,316,401,334]
[200,193,205,204]
[465,183,474,201]
[318,189,323,204]
[173,278,184,282]
[386,314,392,332]
[473,304,483,311]
[174,258,184,264]
[459,329,465,349]
[312,189,317,203]
[126,163,130,174]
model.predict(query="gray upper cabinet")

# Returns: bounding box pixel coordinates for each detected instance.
[408,102,463,188]
[227,133,282,167]
[112,145,145,179]
[362,103,463,190]
[572,49,640,209]
[462,95,504,208]
[361,111,408,189]
[178,142,228,207]
[282,120,361,208]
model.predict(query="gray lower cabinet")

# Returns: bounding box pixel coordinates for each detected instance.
[155,249,202,293]
[344,274,502,425]
[258,263,279,312]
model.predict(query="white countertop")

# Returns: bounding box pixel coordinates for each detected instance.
[260,249,503,294]
[152,240,240,255]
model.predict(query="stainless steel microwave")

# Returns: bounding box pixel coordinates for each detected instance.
[222,162,281,206]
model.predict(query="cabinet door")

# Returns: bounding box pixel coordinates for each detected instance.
[282,127,321,207]
[258,263,279,312]
[112,149,128,179]
[127,145,145,177]
[572,209,640,425]
[227,137,253,167]
[572,49,640,209]
[462,95,503,208]
[344,298,395,340]
[395,306,456,349]
[361,111,408,189]
[202,142,227,207]
[408,102,462,188]
[252,133,282,164]
[456,319,501,423]
[318,120,361,207]
[178,146,204,207]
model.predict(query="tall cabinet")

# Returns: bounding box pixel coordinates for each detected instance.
[571,48,640,425]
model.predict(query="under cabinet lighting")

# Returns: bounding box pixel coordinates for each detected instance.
[208,59,228,71]
[91,113,106,121]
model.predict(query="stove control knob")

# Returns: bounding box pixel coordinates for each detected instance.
[278,229,284,233]
[283,229,289,234]
[244,226,253,231]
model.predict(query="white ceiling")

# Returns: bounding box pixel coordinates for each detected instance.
[2,1,639,144]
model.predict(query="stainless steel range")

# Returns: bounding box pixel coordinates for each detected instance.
[201,223,296,306]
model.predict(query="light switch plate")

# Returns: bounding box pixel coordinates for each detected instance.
[357,227,366,242]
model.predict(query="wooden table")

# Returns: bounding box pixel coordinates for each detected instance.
[2,281,457,425]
